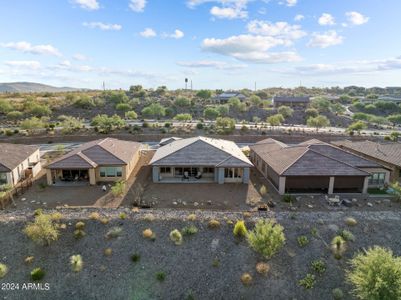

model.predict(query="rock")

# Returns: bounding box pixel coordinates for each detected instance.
[317,219,324,225]
[328,224,339,232]
[367,202,373,207]
[290,206,297,211]
[182,201,187,206]
[342,199,352,207]
[383,199,391,203]
[172,201,177,205]
[211,239,219,252]
[30,200,35,203]
[307,204,313,209]
[375,200,381,204]
[296,197,301,201]
[207,200,212,205]
[21,198,26,201]
[194,202,199,207]
[352,198,358,203]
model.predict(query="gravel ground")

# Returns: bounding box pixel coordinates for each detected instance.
[1,208,401,300]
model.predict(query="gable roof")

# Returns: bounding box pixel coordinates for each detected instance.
[0,143,39,172]
[250,138,375,177]
[150,136,253,167]
[332,140,401,168]
[47,138,141,169]
[273,96,310,103]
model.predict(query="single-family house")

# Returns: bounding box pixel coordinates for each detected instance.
[214,92,246,104]
[46,138,141,186]
[250,138,390,195]
[150,136,253,184]
[0,143,41,187]
[273,96,310,108]
[332,140,401,182]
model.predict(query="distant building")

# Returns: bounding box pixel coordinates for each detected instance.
[214,92,246,104]
[273,96,310,108]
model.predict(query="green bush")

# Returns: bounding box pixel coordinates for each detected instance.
[247,219,285,259]
[182,225,198,236]
[7,111,23,120]
[277,105,294,118]
[31,268,45,281]
[339,229,355,242]
[299,273,316,289]
[156,271,166,282]
[116,103,131,111]
[111,181,125,197]
[24,214,60,246]
[282,194,294,203]
[311,259,326,274]
[233,220,247,237]
[125,110,138,120]
[332,288,344,300]
[105,227,123,239]
[70,255,83,272]
[297,235,309,247]
[131,253,141,262]
[169,229,183,245]
[347,246,401,300]
[0,263,8,278]
[74,95,95,109]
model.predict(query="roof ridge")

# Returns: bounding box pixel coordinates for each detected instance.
[279,147,309,175]
[76,152,97,167]
[150,137,200,164]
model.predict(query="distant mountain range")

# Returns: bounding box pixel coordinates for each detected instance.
[0,82,87,93]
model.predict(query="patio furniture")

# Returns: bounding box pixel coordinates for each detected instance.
[328,196,342,206]
[195,172,202,180]
[182,171,190,181]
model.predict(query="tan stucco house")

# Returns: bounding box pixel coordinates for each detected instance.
[46,138,141,186]
[0,143,41,187]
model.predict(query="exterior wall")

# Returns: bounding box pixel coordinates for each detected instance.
[8,149,41,186]
[333,176,365,193]
[250,150,280,189]
[95,165,127,182]
[243,168,250,184]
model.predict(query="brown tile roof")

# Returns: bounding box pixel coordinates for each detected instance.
[0,143,39,172]
[332,140,401,168]
[250,139,375,177]
[47,138,141,169]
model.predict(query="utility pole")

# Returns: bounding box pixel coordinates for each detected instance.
[190,80,193,90]
[185,78,188,90]
[102,81,105,91]
[254,81,257,92]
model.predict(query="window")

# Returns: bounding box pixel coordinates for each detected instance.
[224,168,243,179]
[368,172,386,185]
[0,173,7,185]
[160,167,171,174]
[100,167,123,178]
[174,168,183,176]
[202,167,214,174]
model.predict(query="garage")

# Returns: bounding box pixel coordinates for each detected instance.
[286,176,330,193]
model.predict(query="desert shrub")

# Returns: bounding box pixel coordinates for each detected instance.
[299,273,316,289]
[196,122,204,130]
[332,288,344,300]
[143,228,155,240]
[174,97,191,107]
[75,221,85,230]
[331,236,346,259]
[297,235,309,247]
[255,262,270,275]
[111,181,125,197]
[141,103,166,118]
[143,213,155,222]
[212,258,220,267]
[50,212,63,221]
[169,229,183,245]
[247,219,285,259]
[125,110,138,120]
[131,253,140,262]
[203,107,219,120]
[74,229,86,239]
[104,248,112,256]
[60,116,83,134]
[0,263,8,278]
[119,213,127,220]
[174,113,192,122]
[116,103,131,111]
[100,218,109,225]
[311,259,326,274]
[346,246,401,300]
[182,225,198,236]
[74,95,95,109]
[156,271,166,282]
[282,194,294,203]
[277,105,294,118]
[70,255,83,272]
[240,273,253,285]
[89,212,100,220]
[24,214,60,246]
[105,227,123,239]
[233,220,247,237]
[31,268,45,281]
[339,229,355,242]
[187,214,196,221]
[25,256,34,264]
[208,219,220,229]
[7,111,23,120]
[20,117,46,130]
[345,217,357,226]
[311,227,318,237]
[259,185,268,196]
[91,114,126,133]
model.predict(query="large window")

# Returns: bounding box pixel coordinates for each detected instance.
[202,167,214,174]
[160,167,171,174]
[224,168,243,179]
[368,172,386,185]
[99,167,123,178]
[0,173,7,185]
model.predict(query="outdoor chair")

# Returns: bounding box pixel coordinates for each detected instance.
[182,171,190,181]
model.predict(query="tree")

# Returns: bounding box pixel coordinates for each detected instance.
[307,115,330,131]
[216,105,229,116]
[346,246,401,300]
[24,213,60,246]
[91,114,126,133]
[174,113,192,122]
[196,90,212,99]
[387,114,401,125]
[102,90,129,104]
[305,108,319,119]
[216,117,235,134]
[228,97,241,110]
[249,95,262,106]
[347,121,367,134]
[20,117,46,130]
[277,106,294,118]
[0,99,14,114]
[125,111,138,120]
[267,114,284,127]
[141,103,166,119]
[174,97,191,107]
[74,95,95,109]
[247,219,285,259]
[115,103,131,111]
[204,107,219,120]
[311,97,331,112]
[61,116,83,134]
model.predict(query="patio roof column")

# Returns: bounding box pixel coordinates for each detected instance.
[362,176,369,194]
[328,177,335,194]
[89,168,96,185]
[46,169,53,185]
[278,177,286,195]
[242,168,250,184]
[217,168,224,184]
[152,166,160,183]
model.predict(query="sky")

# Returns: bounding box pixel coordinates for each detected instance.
[1,0,401,90]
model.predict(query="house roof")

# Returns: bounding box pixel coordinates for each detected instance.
[250,138,377,177]
[273,96,310,103]
[0,143,39,172]
[217,92,246,99]
[47,138,141,169]
[332,140,401,168]
[150,136,253,167]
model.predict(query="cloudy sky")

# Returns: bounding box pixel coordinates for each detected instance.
[1,0,401,90]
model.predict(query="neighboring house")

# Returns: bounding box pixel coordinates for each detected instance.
[46,138,141,186]
[273,96,310,108]
[332,140,401,182]
[0,143,41,187]
[214,92,246,104]
[150,136,253,184]
[250,138,390,195]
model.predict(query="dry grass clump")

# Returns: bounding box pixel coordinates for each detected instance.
[243,212,252,218]
[143,214,155,222]
[169,229,183,245]
[208,219,220,229]
[50,212,63,221]
[70,255,83,272]
[345,217,357,226]
[0,263,8,278]
[89,212,100,220]
[187,214,197,221]
[100,218,109,225]
[104,248,113,256]
[75,221,85,230]
[143,228,155,240]
[256,262,270,275]
[105,227,123,239]
[241,273,253,285]
[25,256,34,264]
